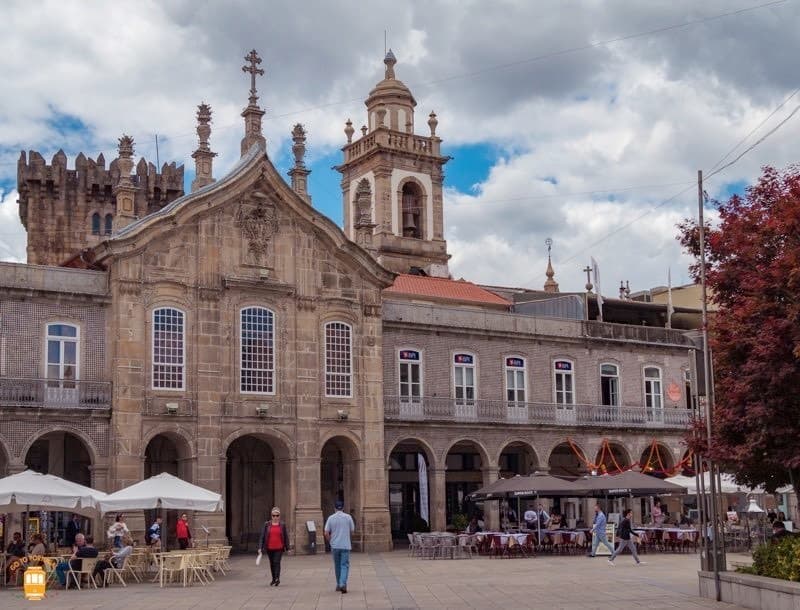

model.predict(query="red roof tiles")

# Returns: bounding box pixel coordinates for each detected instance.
[384,274,511,308]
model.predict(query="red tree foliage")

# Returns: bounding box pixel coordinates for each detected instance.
[678,165,800,505]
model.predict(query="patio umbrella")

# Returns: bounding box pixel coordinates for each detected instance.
[665,473,763,495]
[0,469,106,514]
[99,472,223,513]
[578,471,687,496]
[467,473,587,502]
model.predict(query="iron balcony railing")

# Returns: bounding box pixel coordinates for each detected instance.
[0,378,112,410]
[384,395,691,429]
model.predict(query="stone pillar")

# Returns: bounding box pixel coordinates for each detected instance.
[191,103,217,192]
[429,468,446,531]
[113,135,138,230]
[483,467,500,531]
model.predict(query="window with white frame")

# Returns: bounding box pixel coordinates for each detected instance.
[644,366,663,409]
[600,363,619,406]
[152,307,185,390]
[398,349,422,402]
[505,356,526,403]
[46,323,79,387]
[554,360,575,404]
[325,321,352,397]
[453,353,476,405]
[240,306,275,394]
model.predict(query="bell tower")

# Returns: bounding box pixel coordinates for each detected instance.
[336,51,450,277]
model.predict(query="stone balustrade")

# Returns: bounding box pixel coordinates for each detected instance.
[0,378,111,410]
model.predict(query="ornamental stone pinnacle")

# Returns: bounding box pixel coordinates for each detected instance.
[288,123,311,203]
[240,49,267,156]
[192,102,217,192]
[114,134,138,228]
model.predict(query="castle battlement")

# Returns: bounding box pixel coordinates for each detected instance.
[17,148,184,266]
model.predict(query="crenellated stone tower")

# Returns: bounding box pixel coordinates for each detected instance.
[17,142,184,265]
[336,50,451,277]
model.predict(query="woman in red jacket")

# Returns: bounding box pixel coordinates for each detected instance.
[176,513,192,549]
[258,506,289,586]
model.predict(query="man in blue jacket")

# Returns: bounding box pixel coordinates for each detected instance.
[589,504,616,557]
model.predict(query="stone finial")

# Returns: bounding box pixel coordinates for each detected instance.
[353,178,377,251]
[583,265,594,293]
[344,119,354,144]
[288,123,311,203]
[291,123,306,168]
[240,49,267,156]
[384,49,397,79]
[192,102,218,192]
[543,237,559,293]
[428,111,438,137]
[114,134,138,227]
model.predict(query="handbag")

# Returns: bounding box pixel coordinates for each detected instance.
[256,551,262,566]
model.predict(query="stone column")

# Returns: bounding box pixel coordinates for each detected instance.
[429,468,446,531]
[483,467,500,531]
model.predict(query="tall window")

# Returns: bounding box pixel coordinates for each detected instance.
[505,356,526,403]
[325,322,352,397]
[240,307,275,394]
[401,182,423,239]
[91,213,101,235]
[46,323,79,387]
[453,353,476,406]
[644,367,663,409]
[104,214,113,235]
[152,307,185,390]
[600,363,619,406]
[554,360,575,404]
[398,349,422,403]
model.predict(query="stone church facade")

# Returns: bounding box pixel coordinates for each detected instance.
[0,51,694,551]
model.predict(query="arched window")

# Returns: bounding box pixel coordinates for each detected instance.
[553,360,575,405]
[398,349,422,404]
[600,363,620,406]
[240,307,275,394]
[453,353,477,408]
[46,323,79,387]
[104,214,113,235]
[644,367,662,409]
[401,182,423,239]
[152,307,185,390]
[91,213,101,235]
[325,322,352,397]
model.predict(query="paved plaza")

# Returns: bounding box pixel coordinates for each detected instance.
[0,551,750,609]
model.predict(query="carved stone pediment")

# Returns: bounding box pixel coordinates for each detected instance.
[235,191,279,266]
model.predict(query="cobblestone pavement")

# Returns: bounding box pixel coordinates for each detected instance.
[0,551,750,609]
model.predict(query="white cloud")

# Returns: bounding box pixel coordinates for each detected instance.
[0,0,798,292]
[0,190,27,263]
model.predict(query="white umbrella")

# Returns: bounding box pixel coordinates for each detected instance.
[0,470,106,514]
[99,473,223,513]
[665,473,764,495]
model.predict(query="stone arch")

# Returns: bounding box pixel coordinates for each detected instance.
[496,439,539,476]
[594,440,633,474]
[320,435,362,513]
[20,425,100,467]
[142,425,196,460]
[638,441,676,475]
[547,440,588,477]
[386,437,436,537]
[441,437,491,470]
[225,431,294,552]
[143,429,194,482]
[0,434,10,476]
[319,429,363,460]
[443,438,491,526]
[386,436,437,470]
[396,176,427,240]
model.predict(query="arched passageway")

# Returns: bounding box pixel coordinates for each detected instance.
[388,439,433,538]
[320,436,361,524]
[226,435,291,552]
[445,440,487,526]
[144,433,193,548]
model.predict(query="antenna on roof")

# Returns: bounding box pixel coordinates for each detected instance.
[155,134,160,167]
[384,30,387,55]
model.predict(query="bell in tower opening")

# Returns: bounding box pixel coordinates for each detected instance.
[401,182,422,239]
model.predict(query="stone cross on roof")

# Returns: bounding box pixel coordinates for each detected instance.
[242,49,264,106]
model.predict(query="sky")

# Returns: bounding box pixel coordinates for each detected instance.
[1,0,799,293]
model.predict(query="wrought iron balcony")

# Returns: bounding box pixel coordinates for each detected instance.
[0,378,112,410]
[384,396,691,429]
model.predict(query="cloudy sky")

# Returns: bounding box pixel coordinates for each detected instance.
[1,0,798,293]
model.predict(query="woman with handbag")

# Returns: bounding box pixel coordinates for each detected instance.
[258,507,289,586]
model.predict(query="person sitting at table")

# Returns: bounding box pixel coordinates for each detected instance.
[93,536,134,585]
[465,516,482,534]
[548,511,563,529]
[56,533,99,587]
[651,500,664,526]
[6,531,25,558]
[27,533,47,561]
[778,511,787,522]
[772,521,792,542]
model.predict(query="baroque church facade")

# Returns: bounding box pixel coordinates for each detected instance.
[0,51,695,551]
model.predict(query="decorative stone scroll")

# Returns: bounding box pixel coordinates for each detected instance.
[235,193,279,265]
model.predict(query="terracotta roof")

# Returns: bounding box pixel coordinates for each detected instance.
[384,274,511,307]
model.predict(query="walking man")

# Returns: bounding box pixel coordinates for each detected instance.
[608,509,645,566]
[324,499,354,594]
[589,504,615,557]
